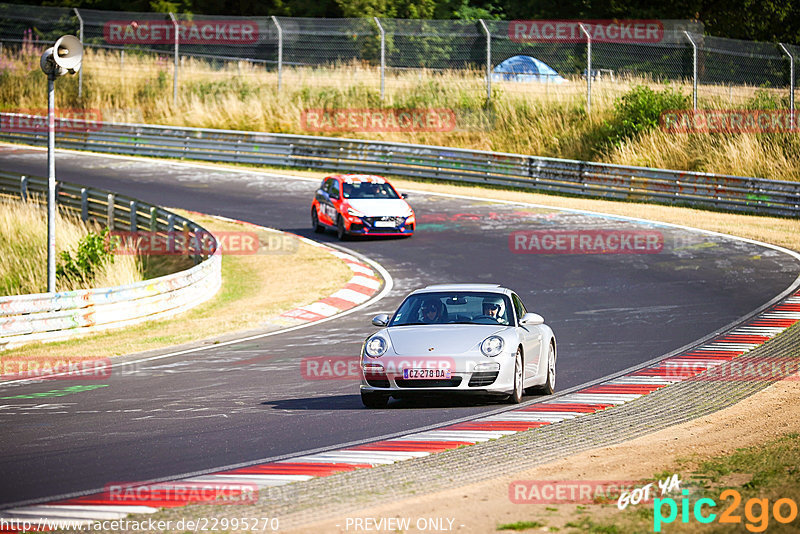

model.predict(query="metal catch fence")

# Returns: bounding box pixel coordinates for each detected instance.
[0,3,796,110]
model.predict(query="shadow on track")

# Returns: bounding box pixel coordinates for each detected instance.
[263,394,513,411]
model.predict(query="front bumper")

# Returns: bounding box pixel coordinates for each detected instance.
[346,217,414,236]
[360,351,515,396]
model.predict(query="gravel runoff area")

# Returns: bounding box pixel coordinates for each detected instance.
[113,322,800,533]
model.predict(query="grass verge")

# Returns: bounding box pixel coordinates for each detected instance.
[503,432,800,533]
[2,210,354,359]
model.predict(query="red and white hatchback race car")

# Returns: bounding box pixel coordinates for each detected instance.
[311,174,416,240]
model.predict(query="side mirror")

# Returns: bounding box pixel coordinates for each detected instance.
[520,312,544,326]
[401,193,409,199]
[371,313,390,327]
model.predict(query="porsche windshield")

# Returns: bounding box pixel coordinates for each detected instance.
[342,181,400,200]
[389,292,512,326]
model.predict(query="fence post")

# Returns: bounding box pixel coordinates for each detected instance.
[271,16,283,92]
[684,31,698,110]
[129,200,138,231]
[374,17,385,101]
[578,23,591,114]
[74,8,83,99]
[81,188,88,221]
[169,13,179,106]
[779,43,795,130]
[479,19,491,101]
[107,193,115,229]
[20,175,27,202]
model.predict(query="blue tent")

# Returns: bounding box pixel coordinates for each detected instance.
[492,55,567,84]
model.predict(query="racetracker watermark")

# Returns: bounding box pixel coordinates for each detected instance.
[0,357,111,381]
[302,356,361,380]
[666,357,800,382]
[661,110,799,134]
[107,231,298,256]
[509,230,663,254]
[104,20,258,44]
[301,108,457,133]
[104,482,257,505]
[510,20,664,43]
[510,480,641,504]
[301,356,458,380]
[0,109,103,133]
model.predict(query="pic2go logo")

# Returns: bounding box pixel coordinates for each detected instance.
[654,489,798,532]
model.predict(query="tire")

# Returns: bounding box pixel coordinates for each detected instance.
[336,216,349,241]
[311,207,324,233]
[507,348,524,404]
[528,343,556,395]
[361,390,389,408]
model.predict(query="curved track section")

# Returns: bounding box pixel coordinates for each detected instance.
[1,144,798,509]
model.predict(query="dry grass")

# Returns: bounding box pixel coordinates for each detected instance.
[2,47,797,180]
[0,197,142,295]
[3,210,354,359]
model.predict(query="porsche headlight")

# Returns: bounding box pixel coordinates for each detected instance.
[365,336,388,358]
[480,335,504,357]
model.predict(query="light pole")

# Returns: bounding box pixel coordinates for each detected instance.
[39,35,83,293]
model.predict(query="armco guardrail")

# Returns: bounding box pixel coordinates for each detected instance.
[0,170,222,350]
[1,113,799,217]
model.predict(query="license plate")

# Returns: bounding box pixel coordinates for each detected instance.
[374,220,395,228]
[403,368,452,380]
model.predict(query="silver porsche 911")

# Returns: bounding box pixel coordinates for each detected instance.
[360,284,557,408]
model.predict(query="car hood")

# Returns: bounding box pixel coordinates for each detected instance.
[347,199,411,217]
[386,325,506,356]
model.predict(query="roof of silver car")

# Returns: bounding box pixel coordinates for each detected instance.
[415,283,508,293]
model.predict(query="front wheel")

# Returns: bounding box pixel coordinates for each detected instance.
[336,216,349,241]
[361,390,389,408]
[311,207,324,233]
[507,349,524,404]
[528,343,556,395]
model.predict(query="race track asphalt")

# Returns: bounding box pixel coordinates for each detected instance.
[1,145,797,507]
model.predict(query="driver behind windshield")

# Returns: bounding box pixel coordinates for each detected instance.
[419,298,445,324]
[480,296,508,324]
